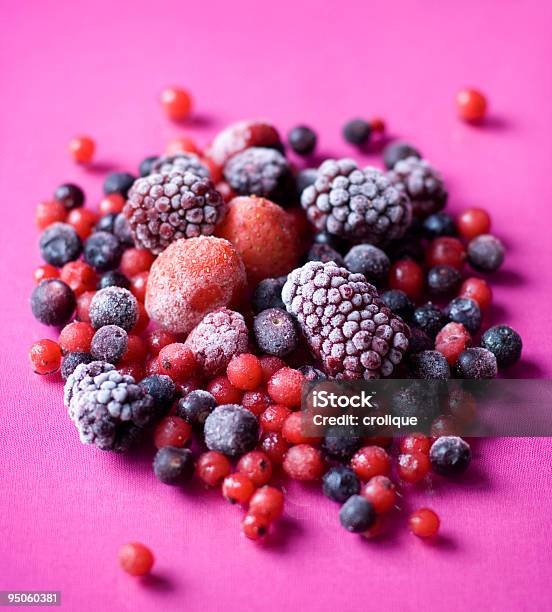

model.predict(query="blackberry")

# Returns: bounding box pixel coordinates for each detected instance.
[413,302,447,338]
[151,152,210,178]
[103,172,136,197]
[83,231,122,271]
[410,350,450,380]
[455,347,497,379]
[383,141,421,170]
[90,325,128,363]
[321,427,362,461]
[95,213,117,234]
[407,327,434,354]
[153,447,194,485]
[481,324,522,367]
[339,495,376,533]
[381,289,414,320]
[223,147,294,206]
[64,360,115,409]
[427,265,461,296]
[31,279,76,326]
[430,436,471,476]
[253,308,298,357]
[301,159,411,244]
[177,390,216,428]
[252,277,286,313]
[343,119,371,146]
[387,157,447,217]
[344,244,390,286]
[282,261,410,379]
[288,126,317,156]
[113,213,134,246]
[61,351,94,380]
[298,365,327,381]
[445,297,481,334]
[97,271,130,290]
[139,374,176,414]
[306,243,345,267]
[322,466,361,503]
[39,222,82,267]
[313,231,348,254]
[467,234,504,272]
[423,212,457,239]
[89,287,138,331]
[54,183,84,210]
[204,404,260,457]
[139,156,158,177]
[296,168,318,196]
[184,308,248,377]
[124,171,225,255]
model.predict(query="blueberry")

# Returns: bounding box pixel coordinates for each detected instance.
[423,212,457,239]
[413,302,447,338]
[296,168,318,196]
[410,350,450,380]
[252,277,286,313]
[177,390,216,428]
[153,447,194,485]
[343,119,371,146]
[455,347,497,379]
[90,325,128,363]
[83,231,122,271]
[61,352,93,380]
[481,324,522,367]
[139,156,158,177]
[253,308,298,357]
[288,126,317,155]
[427,265,461,296]
[381,289,414,320]
[113,213,134,246]
[445,297,481,334]
[390,382,439,423]
[53,183,84,210]
[429,436,471,476]
[321,427,362,461]
[39,222,82,267]
[467,234,505,272]
[339,495,376,533]
[103,172,136,197]
[297,365,327,381]
[313,231,348,254]
[322,466,360,503]
[31,279,76,326]
[204,404,259,457]
[97,271,130,290]
[344,244,390,286]
[89,287,138,331]
[140,375,176,414]
[95,213,117,234]
[306,243,345,267]
[383,141,421,169]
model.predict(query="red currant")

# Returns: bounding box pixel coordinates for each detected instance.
[388,259,424,299]
[457,208,491,241]
[282,411,322,445]
[267,368,305,407]
[76,291,95,322]
[130,271,149,302]
[241,513,270,540]
[459,277,492,310]
[409,508,440,537]
[67,208,98,240]
[237,451,273,487]
[118,542,154,576]
[29,339,62,375]
[117,363,145,381]
[430,415,458,438]
[283,444,325,481]
[69,136,95,163]
[207,375,243,405]
[153,416,192,449]
[397,453,431,483]
[362,476,397,514]
[160,87,192,120]
[400,433,431,455]
[242,389,271,416]
[259,432,289,465]
[259,404,291,433]
[147,329,177,356]
[456,88,487,122]
[222,473,255,505]
[158,343,196,383]
[35,201,67,230]
[165,136,200,156]
[120,248,156,278]
[227,353,263,391]
[99,194,125,215]
[196,451,231,487]
[58,321,95,354]
[120,335,148,365]
[130,302,149,335]
[259,355,286,383]
[33,264,59,284]
[351,446,391,481]
[249,485,284,521]
[426,237,466,271]
[60,261,97,296]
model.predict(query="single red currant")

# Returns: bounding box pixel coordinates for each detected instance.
[283,444,325,481]
[196,451,231,487]
[153,416,192,449]
[388,260,424,299]
[227,353,263,391]
[249,485,284,521]
[267,367,305,407]
[222,473,255,505]
[118,542,154,576]
[29,339,62,375]
[260,404,291,433]
[459,277,492,310]
[397,453,431,483]
[69,136,95,163]
[400,433,431,455]
[457,208,491,241]
[362,476,397,514]
[237,451,273,487]
[207,376,243,405]
[456,88,487,122]
[409,508,440,537]
[160,87,193,120]
[351,446,391,481]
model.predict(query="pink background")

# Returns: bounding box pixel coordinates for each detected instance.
[1,0,551,610]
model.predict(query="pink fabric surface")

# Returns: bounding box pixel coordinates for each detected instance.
[1,0,551,610]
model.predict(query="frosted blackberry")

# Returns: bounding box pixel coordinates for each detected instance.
[89,287,138,331]
[39,222,82,267]
[306,243,345,267]
[430,436,471,476]
[31,279,76,326]
[427,265,461,296]
[339,495,376,533]
[61,352,93,380]
[455,347,497,379]
[301,159,411,244]
[103,172,136,197]
[387,156,447,217]
[445,297,481,334]
[410,350,450,380]
[140,374,176,414]
[124,171,225,255]
[322,466,360,503]
[185,308,248,377]
[177,390,216,428]
[481,324,522,367]
[253,308,298,357]
[467,234,504,272]
[321,427,362,461]
[83,231,122,271]
[282,261,410,380]
[413,302,447,338]
[151,152,210,178]
[383,141,421,170]
[223,147,294,205]
[204,404,259,457]
[97,271,130,290]
[153,447,194,485]
[64,360,115,410]
[54,183,84,210]
[252,277,286,313]
[381,289,414,320]
[90,325,128,363]
[344,244,390,286]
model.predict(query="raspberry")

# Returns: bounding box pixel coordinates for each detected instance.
[459,277,492,310]
[185,308,248,377]
[481,324,522,367]
[249,485,284,521]
[467,234,505,272]
[283,444,325,481]
[151,152,210,178]
[153,416,192,449]
[227,353,263,391]
[282,261,410,379]
[222,473,255,504]
[362,476,397,514]
[301,159,411,243]
[207,376,243,405]
[31,279,76,326]
[430,436,471,476]
[237,451,273,486]
[260,404,291,433]
[90,325,128,363]
[39,222,82,267]
[409,508,440,538]
[267,367,304,407]
[145,236,246,335]
[204,404,259,457]
[158,343,196,383]
[35,201,67,230]
[60,261,97,296]
[89,287,138,331]
[223,147,294,206]
[118,543,154,576]
[259,432,288,465]
[435,322,471,365]
[253,308,298,357]
[322,466,361,503]
[216,196,300,285]
[165,136,200,156]
[59,321,95,354]
[29,339,62,375]
[350,446,391,481]
[153,446,194,485]
[196,451,231,487]
[383,142,421,170]
[124,171,225,255]
[54,184,85,210]
[397,453,431,483]
[387,157,447,217]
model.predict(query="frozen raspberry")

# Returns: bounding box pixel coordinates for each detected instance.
[185,308,248,377]
[151,152,210,178]
[253,308,298,357]
[145,236,246,334]
[204,404,260,457]
[282,261,409,379]
[89,287,138,331]
[300,159,411,244]
[124,171,226,255]
[223,147,294,206]
[387,156,447,217]
[205,120,282,168]
[216,196,300,285]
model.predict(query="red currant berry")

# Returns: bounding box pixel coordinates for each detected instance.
[388,259,424,299]
[370,117,386,133]
[361,515,385,539]
[259,432,289,465]
[283,444,325,481]
[435,322,471,365]
[242,389,271,417]
[351,446,391,481]
[33,264,59,284]
[259,355,286,383]
[146,357,162,376]
[69,136,95,163]
[426,237,466,271]
[120,248,156,278]
[178,377,203,398]
[130,302,149,335]
[130,272,149,302]
[147,329,177,356]
[456,88,487,122]
[227,353,263,391]
[222,473,255,505]
[249,485,284,521]
[160,87,192,120]
[260,404,291,433]
[397,453,431,483]
[165,136,200,156]
[409,508,440,537]
[158,343,195,383]
[35,201,67,230]
[60,261,97,296]
[457,208,491,241]
[196,451,231,487]
[241,513,270,541]
[120,335,148,365]
[362,476,397,514]
[400,433,431,455]
[207,375,243,405]
[118,542,154,576]
[267,367,305,407]
[237,451,273,487]
[67,208,98,240]
[99,194,125,215]
[282,412,322,445]
[29,339,62,375]
[117,363,145,381]
[153,416,192,449]
[58,321,95,354]
[459,277,492,310]
[76,291,95,322]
